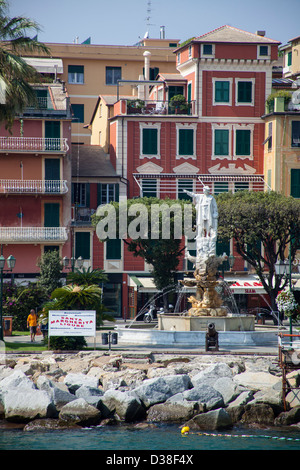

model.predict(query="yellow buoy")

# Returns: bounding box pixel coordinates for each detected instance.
[181,426,190,435]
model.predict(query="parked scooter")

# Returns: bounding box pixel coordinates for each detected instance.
[143,305,155,323]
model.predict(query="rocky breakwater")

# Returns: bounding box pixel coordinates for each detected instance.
[1,351,300,432]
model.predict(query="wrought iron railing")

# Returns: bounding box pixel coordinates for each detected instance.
[0,179,68,194]
[0,227,68,243]
[0,137,69,153]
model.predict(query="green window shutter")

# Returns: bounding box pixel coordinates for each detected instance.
[291,169,300,198]
[187,83,192,102]
[179,129,193,155]
[214,129,229,155]
[97,183,102,207]
[75,232,90,259]
[68,65,84,74]
[238,82,252,103]
[168,86,184,100]
[106,238,121,260]
[236,129,251,156]
[45,159,60,180]
[178,179,193,200]
[203,44,213,55]
[142,179,157,198]
[234,182,249,192]
[115,183,119,202]
[71,104,84,123]
[214,182,229,194]
[287,51,292,67]
[44,203,60,227]
[215,81,229,102]
[142,128,158,154]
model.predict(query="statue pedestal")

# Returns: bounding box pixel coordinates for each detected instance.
[157,313,255,332]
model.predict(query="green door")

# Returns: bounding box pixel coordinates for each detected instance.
[45,121,61,150]
[291,169,300,198]
[44,203,60,227]
[45,158,60,192]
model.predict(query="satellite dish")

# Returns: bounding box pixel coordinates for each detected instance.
[292,90,300,104]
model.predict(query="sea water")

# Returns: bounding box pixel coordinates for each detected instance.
[1,424,300,451]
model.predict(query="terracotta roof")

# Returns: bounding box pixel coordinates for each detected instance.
[194,25,280,44]
[71,145,117,178]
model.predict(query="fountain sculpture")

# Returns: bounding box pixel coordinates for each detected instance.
[182,186,228,317]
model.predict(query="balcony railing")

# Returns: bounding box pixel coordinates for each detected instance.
[0,227,68,243]
[124,99,196,116]
[0,137,69,153]
[0,179,68,194]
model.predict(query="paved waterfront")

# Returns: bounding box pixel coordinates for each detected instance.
[3,318,286,356]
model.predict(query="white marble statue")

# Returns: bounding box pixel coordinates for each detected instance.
[184,186,219,268]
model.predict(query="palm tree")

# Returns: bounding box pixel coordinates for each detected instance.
[0,0,50,129]
[67,267,108,287]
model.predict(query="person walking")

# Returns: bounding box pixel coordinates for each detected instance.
[27,309,38,342]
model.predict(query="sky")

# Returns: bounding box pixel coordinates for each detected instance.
[8,0,299,47]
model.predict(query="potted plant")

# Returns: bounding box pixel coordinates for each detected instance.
[127,99,145,114]
[169,94,190,114]
[276,288,300,322]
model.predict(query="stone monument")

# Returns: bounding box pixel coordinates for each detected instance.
[182,186,227,317]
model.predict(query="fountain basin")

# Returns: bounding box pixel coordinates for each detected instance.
[157,313,255,332]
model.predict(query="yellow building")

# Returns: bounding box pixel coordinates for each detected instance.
[263,94,300,197]
[281,34,300,80]
[22,38,180,145]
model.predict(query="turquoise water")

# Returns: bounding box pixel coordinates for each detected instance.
[1,425,300,451]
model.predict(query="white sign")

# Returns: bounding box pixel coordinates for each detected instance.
[230,280,266,294]
[49,310,96,337]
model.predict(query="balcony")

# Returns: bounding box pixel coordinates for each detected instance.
[115,99,196,117]
[0,227,68,244]
[0,137,69,154]
[0,179,68,194]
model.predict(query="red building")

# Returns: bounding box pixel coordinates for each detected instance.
[0,82,72,281]
[91,26,281,319]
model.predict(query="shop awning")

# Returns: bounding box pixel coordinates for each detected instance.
[129,276,158,292]
[23,57,63,74]
[229,279,266,294]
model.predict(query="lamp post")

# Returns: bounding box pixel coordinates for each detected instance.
[275,258,293,339]
[0,252,16,342]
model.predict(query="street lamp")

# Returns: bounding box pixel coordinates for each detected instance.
[0,253,16,342]
[63,256,84,271]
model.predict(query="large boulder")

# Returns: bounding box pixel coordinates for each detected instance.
[275,406,300,426]
[185,408,232,431]
[3,389,57,422]
[59,398,101,426]
[100,389,146,422]
[212,377,242,405]
[168,384,224,411]
[63,373,100,393]
[191,363,233,387]
[132,374,192,408]
[147,402,197,423]
[240,403,275,426]
[36,376,76,410]
[233,371,281,392]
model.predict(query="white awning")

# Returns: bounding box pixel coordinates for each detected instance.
[229,279,266,294]
[23,57,63,74]
[129,276,158,292]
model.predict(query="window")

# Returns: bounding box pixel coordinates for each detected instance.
[75,232,90,259]
[291,121,300,147]
[178,129,194,156]
[236,79,254,105]
[287,51,292,67]
[214,182,228,194]
[106,239,121,260]
[98,183,119,205]
[203,44,213,55]
[214,80,230,104]
[235,129,251,156]
[72,183,88,207]
[291,169,300,198]
[258,45,269,58]
[214,129,229,156]
[234,182,249,192]
[178,179,193,200]
[71,104,84,123]
[142,179,157,198]
[142,128,158,155]
[106,66,121,85]
[68,65,84,84]
[268,122,272,151]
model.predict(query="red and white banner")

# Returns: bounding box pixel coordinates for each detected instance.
[49,310,96,337]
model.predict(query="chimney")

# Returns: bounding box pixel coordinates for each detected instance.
[160,26,165,39]
[256,30,266,37]
[143,51,151,101]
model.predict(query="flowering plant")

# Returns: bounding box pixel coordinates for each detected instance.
[276,288,300,320]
